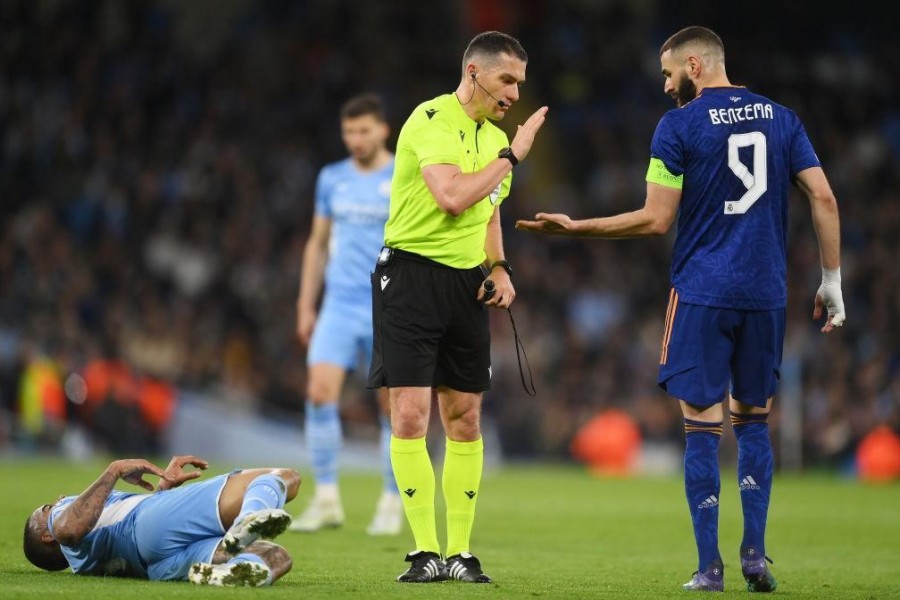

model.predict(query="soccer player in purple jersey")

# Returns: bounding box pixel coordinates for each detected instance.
[517,26,845,592]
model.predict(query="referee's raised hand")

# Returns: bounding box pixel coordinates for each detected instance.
[510,106,549,161]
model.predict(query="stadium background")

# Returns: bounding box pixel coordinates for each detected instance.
[1,0,897,475]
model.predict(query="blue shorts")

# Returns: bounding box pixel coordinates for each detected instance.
[307,294,373,371]
[658,290,785,408]
[133,472,235,581]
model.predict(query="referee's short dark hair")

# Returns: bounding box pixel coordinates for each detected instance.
[462,31,527,69]
[339,93,386,122]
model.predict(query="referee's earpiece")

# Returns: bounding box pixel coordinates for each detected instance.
[469,71,507,108]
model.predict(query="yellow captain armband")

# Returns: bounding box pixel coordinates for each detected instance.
[646,157,683,189]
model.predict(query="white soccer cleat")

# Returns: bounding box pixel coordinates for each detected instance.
[223,508,292,554]
[189,561,272,587]
[366,492,403,536]
[288,497,344,532]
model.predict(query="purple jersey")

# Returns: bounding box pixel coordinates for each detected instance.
[650,87,820,309]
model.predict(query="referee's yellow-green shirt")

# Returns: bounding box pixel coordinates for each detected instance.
[384,93,512,268]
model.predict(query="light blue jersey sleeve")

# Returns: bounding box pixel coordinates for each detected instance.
[49,491,150,578]
[314,164,335,219]
[47,474,233,581]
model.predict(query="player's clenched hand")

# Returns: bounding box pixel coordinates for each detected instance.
[814,271,846,333]
[110,459,172,492]
[158,455,209,491]
[510,106,549,161]
[515,213,575,235]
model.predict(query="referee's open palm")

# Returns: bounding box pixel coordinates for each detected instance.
[510,106,549,161]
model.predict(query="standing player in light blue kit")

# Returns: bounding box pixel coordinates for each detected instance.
[517,26,845,592]
[24,456,299,587]
[290,94,401,535]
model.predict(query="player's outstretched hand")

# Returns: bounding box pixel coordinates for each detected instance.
[158,455,209,491]
[515,212,576,235]
[110,459,173,492]
[510,106,549,162]
[814,281,846,333]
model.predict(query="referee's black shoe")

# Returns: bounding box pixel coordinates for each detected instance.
[397,551,447,583]
[445,552,493,583]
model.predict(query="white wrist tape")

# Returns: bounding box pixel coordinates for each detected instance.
[822,267,841,284]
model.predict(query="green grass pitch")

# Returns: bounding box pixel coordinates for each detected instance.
[2,459,898,598]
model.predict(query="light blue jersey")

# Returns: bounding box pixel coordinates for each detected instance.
[315,157,393,299]
[48,474,232,581]
[308,157,392,370]
[49,491,150,577]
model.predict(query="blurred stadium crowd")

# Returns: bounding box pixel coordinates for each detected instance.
[1,1,897,470]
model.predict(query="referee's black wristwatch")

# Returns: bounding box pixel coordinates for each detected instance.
[497,146,518,167]
[489,259,513,277]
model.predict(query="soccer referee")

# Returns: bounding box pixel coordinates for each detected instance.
[367,31,547,583]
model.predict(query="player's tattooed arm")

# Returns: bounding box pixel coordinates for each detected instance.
[52,459,170,546]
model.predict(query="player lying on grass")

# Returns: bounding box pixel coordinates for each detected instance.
[24,455,300,587]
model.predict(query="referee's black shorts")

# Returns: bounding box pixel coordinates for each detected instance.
[367,247,491,393]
